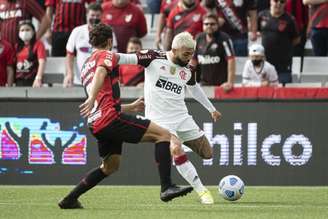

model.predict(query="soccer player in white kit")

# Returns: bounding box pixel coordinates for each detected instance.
[118,32,221,204]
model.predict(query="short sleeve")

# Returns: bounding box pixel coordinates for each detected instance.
[221,33,235,60]
[97,51,117,72]
[66,27,78,54]
[136,50,165,67]
[35,41,46,60]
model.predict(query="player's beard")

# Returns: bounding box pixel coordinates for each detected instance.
[175,57,189,67]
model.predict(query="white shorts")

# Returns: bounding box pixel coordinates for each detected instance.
[156,116,204,142]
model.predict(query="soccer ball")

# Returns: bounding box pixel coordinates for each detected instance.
[218,175,245,201]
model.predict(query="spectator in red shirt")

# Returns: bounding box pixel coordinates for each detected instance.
[303,0,328,56]
[119,37,144,86]
[285,0,309,57]
[15,20,46,87]
[102,0,147,53]
[45,0,95,57]
[164,0,207,50]
[0,19,14,86]
[0,0,51,48]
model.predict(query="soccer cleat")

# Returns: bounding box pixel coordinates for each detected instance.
[160,185,193,202]
[58,197,84,209]
[198,189,214,204]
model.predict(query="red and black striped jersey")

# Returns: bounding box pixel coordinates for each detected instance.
[309,3,328,29]
[166,3,206,37]
[45,0,94,33]
[0,0,45,47]
[81,50,121,134]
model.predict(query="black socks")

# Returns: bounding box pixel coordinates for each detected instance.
[155,141,172,192]
[66,167,107,200]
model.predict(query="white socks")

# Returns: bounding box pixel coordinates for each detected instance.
[175,155,206,194]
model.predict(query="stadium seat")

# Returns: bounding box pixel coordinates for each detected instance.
[43,57,66,85]
[300,57,328,84]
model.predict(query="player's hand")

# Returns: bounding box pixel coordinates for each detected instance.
[130,97,145,112]
[79,98,95,118]
[221,82,233,93]
[63,74,73,88]
[211,110,222,122]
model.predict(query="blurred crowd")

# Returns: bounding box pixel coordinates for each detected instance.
[0,0,327,88]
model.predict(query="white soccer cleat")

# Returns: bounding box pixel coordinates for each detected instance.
[198,189,214,204]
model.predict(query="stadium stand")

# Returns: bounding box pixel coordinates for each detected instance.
[42,56,327,86]
[300,57,328,85]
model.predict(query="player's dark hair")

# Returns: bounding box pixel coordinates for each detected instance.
[203,12,219,23]
[89,23,113,48]
[128,37,142,47]
[17,20,37,63]
[87,2,102,12]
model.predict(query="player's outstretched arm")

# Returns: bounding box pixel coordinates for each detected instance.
[121,97,145,113]
[187,83,222,122]
[79,66,107,118]
[117,53,138,65]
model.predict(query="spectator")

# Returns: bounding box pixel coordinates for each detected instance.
[285,0,309,57]
[191,13,235,92]
[258,0,270,12]
[303,0,328,56]
[64,3,118,87]
[156,0,223,49]
[155,0,179,49]
[102,0,147,53]
[164,0,207,50]
[0,0,51,48]
[45,0,95,57]
[242,43,279,87]
[15,20,46,87]
[119,37,144,86]
[0,19,14,87]
[216,0,258,56]
[258,0,300,85]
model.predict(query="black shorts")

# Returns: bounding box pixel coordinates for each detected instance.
[92,113,151,158]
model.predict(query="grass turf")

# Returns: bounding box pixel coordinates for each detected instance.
[0,186,327,219]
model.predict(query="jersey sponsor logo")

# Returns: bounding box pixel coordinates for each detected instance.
[125,14,132,23]
[81,60,96,76]
[0,9,22,19]
[170,66,176,75]
[192,14,201,22]
[179,70,187,80]
[278,20,287,32]
[197,55,221,64]
[155,76,183,94]
[174,15,181,21]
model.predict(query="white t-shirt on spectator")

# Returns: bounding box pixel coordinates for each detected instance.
[66,24,117,85]
[242,60,279,86]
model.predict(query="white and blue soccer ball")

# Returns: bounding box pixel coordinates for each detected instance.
[218,175,245,201]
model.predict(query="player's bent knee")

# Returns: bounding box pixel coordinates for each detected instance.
[170,143,184,156]
[100,155,121,175]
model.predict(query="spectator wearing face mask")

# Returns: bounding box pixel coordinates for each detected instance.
[15,20,46,87]
[119,37,144,86]
[242,43,278,87]
[64,3,118,87]
[0,18,15,87]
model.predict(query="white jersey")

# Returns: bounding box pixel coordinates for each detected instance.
[242,60,279,86]
[66,24,118,85]
[136,50,196,126]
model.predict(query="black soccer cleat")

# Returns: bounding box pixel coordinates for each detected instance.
[160,185,193,202]
[58,197,84,209]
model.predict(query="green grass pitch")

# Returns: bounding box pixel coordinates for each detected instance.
[0,186,327,219]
